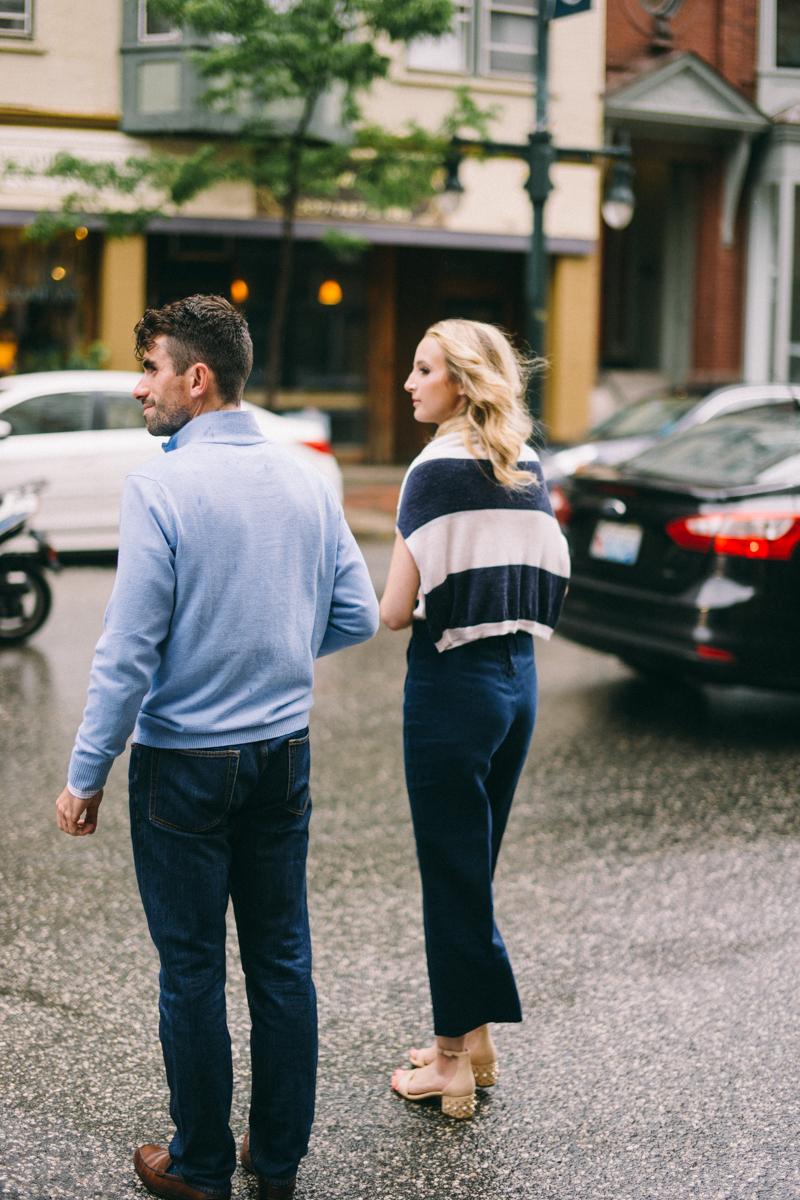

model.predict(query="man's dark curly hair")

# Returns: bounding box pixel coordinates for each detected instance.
[134,294,254,405]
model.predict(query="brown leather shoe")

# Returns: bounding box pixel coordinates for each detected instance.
[240,1131,296,1199]
[134,1145,231,1200]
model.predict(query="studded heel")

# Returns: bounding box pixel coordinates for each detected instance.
[391,1047,476,1119]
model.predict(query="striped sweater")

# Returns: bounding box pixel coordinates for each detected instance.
[397,431,571,652]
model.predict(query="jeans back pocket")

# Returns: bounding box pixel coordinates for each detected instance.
[149,748,240,833]
[284,732,311,815]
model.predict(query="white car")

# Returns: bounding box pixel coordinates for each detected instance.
[0,370,343,553]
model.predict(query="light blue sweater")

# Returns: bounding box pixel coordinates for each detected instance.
[68,410,379,795]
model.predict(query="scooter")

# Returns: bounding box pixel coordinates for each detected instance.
[0,483,60,645]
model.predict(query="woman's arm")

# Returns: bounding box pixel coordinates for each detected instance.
[380,532,421,630]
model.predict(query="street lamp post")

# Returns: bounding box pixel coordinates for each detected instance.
[444,1,635,420]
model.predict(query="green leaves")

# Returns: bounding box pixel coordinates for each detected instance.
[8,146,223,241]
[150,0,456,118]
[5,0,501,239]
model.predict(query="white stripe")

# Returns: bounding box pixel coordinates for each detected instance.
[404,507,570,594]
[412,431,540,464]
[397,433,540,509]
[434,619,554,652]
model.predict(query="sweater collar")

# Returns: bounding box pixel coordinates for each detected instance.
[162,409,266,453]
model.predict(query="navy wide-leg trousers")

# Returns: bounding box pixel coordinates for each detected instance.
[403,621,537,1038]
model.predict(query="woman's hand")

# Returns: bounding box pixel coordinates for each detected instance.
[380,532,421,630]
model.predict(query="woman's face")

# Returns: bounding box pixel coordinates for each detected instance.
[405,336,465,426]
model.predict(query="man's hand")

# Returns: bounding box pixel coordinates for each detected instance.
[56,786,104,836]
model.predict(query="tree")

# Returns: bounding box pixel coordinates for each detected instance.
[152,0,492,403]
[3,1,497,402]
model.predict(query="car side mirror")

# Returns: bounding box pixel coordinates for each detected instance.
[0,419,11,440]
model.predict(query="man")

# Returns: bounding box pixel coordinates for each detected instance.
[55,295,379,1200]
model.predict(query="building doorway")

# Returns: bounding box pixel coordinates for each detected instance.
[601,155,699,383]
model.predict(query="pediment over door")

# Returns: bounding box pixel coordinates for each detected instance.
[605,53,769,141]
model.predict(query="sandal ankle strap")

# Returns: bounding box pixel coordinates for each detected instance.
[438,1047,470,1059]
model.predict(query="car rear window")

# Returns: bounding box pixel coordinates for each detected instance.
[589,392,704,439]
[626,406,800,486]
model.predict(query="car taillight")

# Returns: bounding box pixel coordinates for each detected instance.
[301,439,333,456]
[667,513,800,560]
[695,644,737,663]
[549,484,572,527]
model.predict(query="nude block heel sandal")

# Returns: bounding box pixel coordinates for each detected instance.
[410,1031,499,1088]
[393,1048,476,1119]
[472,1059,499,1088]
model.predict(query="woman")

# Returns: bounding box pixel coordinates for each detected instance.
[381,319,570,1119]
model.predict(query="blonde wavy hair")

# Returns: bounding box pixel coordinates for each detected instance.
[424,319,539,489]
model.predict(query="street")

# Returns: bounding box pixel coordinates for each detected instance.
[3,553,800,1200]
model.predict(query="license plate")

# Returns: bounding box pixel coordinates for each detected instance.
[589,520,643,565]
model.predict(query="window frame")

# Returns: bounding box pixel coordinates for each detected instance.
[480,0,536,79]
[137,0,181,44]
[405,0,536,82]
[0,0,33,39]
[406,0,474,75]
[760,0,800,75]
[775,0,800,71]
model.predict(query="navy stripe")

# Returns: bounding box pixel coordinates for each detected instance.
[424,564,568,646]
[398,458,552,538]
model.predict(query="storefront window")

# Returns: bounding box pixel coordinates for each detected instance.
[0,228,100,376]
[146,234,369,454]
[777,0,800,69]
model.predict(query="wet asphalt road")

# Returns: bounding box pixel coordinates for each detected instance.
[4,552,800,1199]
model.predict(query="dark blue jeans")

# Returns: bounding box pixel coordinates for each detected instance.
[128,731,317,1196]
[404,622,537,1038]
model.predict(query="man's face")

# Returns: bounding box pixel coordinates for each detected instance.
[133,336,195,437]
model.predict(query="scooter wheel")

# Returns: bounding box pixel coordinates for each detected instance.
[0,567,52,645]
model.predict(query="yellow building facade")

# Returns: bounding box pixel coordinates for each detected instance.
[0,0,606,456]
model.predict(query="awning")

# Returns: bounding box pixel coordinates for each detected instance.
[0,208,594,257]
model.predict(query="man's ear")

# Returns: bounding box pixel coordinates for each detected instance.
[188,362,212,398]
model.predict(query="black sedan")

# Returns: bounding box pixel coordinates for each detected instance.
[555,401,800,689]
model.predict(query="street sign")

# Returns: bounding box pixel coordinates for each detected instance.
[550,0,592,16]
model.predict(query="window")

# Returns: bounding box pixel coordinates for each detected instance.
[628,411,800,488]
[407,1,473,73]
[4,393,97,436]
[102,394,146,430]
[484,0,535,75]
[406,0,535,78]
[777,0,800,68]
[138,0,180,43]
[0,0,32,37]
[589,392,706,440]
[137,59,182,114]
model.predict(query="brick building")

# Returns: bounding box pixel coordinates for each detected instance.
[602,0,767,386]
